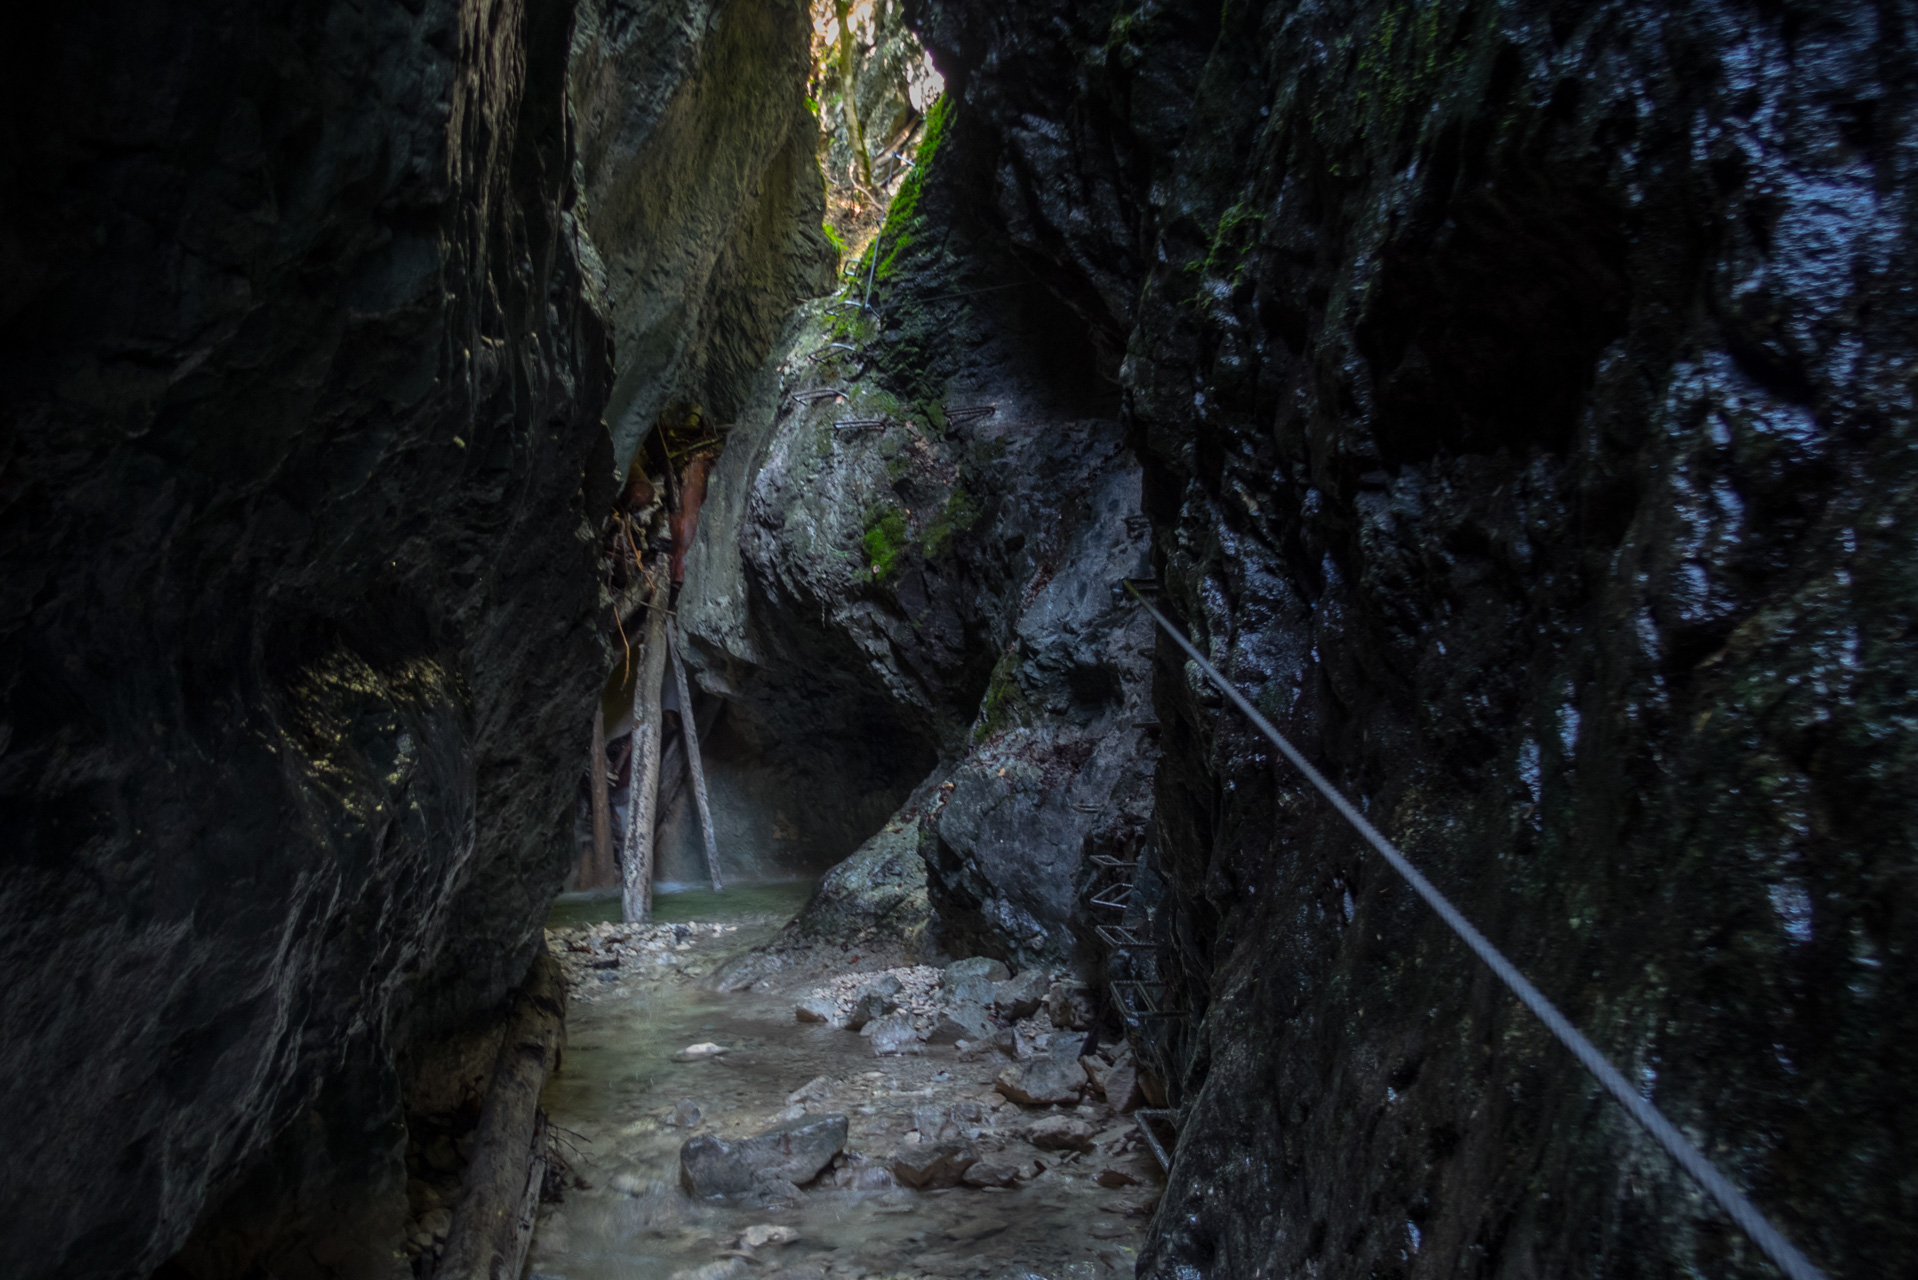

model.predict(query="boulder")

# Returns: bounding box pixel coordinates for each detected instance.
[926,1001,992,1045]
[1044,982,1094,1031]
[785,1076,834,1106]
[794,995,838,1024]
[960,1159,1022,1188]
[945,957,1012,983]
[994,1054,1087,1106]
[865,1012,924,1055]
[989,970,1050,1020]
[1102,1057,1143,1114]
[890,1143,978,1189]
[845,974,903,1030]
[679,1114,849,1197]
[1027,1114,1096,1152]
[944,973,997,1006]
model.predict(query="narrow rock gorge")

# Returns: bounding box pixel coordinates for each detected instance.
[1,1,1910,1279]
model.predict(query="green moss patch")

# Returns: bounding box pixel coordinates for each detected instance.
[862,505,910,580]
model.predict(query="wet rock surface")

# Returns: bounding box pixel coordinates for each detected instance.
[895,0,1918,1276]
[533,909,1159,1280]
[0,2,613,1275]
[680,1114,849,1198]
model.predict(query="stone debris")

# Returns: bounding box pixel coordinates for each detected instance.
[863,1012,923,1056]
[536,916,1161,1280]
[1027,1114,1096,1152]
[994,1052,1088,1106]
[1044,981,1094,1031]
[793,995,837,1023]
[1102,1055,1142,1114]
[845,973,903,1030]
[959,1157,1022,1188]
[785,1076,834,1106]
[738,1224,799,1249]
[679,1114,849,1197]
[545,921,743,1005]
[890,1142,979,1189]
[989,969,1049,1020]
[926,1002,990,1045]
[945,957,1012,982]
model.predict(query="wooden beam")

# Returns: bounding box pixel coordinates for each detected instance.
[667,622,724,893]
[621,591,669,923]
[587,703,612,890]
[435,952,565,1280]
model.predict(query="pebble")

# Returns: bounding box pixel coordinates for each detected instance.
[740,1224,799,1249]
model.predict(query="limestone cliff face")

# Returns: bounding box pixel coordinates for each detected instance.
[570,0,838,472]
[0,1,826,1276]
[0,2,608,1273]
[675,100,1161,963]
[902,0,1913,1276]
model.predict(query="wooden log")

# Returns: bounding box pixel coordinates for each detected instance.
[621,591,669,923]
[435,952,565,1280]
[587,703,612,890]
[667,622,723,893]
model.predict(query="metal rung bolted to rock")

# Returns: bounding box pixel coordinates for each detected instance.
[1133,1110,1179,1171]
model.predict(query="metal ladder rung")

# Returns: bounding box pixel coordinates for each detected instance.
[1095,923,1154,951]
[1134,1109,1179,1170]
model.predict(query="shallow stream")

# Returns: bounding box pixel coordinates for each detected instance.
[527,886,1154,1280]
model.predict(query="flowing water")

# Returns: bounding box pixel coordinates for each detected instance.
[528,887,1154,1280]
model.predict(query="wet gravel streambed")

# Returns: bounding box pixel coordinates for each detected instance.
[527,886,1158,1280]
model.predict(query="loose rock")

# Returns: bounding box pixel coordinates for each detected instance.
[679,1114,849,1197]
[945,957,1012,983]
[794,995,838,1024]
[1028,1114,1096,1152]
[990,970,1049,1020]
[890,1143,979,1190]
[1044,982,1094,1031]
[995,1055,1087,1106]
[864,1012,923,1056]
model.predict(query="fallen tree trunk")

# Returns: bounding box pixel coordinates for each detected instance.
[587,703,613,889]
[621,591,669,923]
[668,622,723,892]
[435,952,565,1280]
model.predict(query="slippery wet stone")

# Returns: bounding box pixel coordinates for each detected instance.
[794,995,838,1024]
[679,1114,849,1198]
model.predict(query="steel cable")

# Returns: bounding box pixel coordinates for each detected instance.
[1126,583,1827,1280]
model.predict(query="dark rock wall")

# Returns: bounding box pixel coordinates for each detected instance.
[904,0,1913,1276]
[0,1,713,1276]
[676,104,1160,961]
[570,0,838,472]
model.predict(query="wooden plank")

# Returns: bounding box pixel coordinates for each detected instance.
[667,622,723,893]
[587,703,612,889]
[435,953,565,1280]
[621,591,668,923]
